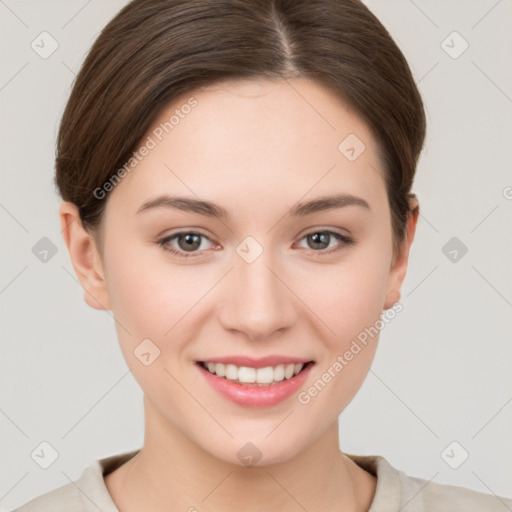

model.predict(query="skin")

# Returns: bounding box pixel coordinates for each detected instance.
[60,77,418,512]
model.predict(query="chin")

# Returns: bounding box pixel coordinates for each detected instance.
[192,427,311,469]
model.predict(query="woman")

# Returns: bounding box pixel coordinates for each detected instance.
[13,0,511,510]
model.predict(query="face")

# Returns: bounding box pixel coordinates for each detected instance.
[63,77,414,466]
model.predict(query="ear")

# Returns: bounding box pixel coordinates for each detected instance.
[59,201,111,311]
[383,196,419,310]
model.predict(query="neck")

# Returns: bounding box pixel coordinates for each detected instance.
[105,397,376,512]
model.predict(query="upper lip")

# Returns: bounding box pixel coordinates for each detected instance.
[197,356,314,369]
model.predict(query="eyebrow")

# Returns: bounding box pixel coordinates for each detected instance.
[136,193,371,219]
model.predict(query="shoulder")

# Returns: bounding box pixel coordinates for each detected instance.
[9,454,124,512]
[10,450,139,512]
[398,470,512,512]
[345,452,512,512]
[10,481,83,512]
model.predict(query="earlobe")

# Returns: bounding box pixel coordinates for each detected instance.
[384,289,401,310]
[383,197,419,310]
[58,201,111,311]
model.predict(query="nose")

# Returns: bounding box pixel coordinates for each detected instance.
[218,246,296,341]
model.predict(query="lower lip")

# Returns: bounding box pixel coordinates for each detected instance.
[196,362,314,408]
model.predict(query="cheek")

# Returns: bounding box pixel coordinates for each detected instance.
[304,248,391,349]
[294,281,387,424]
[341,249,393,375]
[104,248,204,414]
[102,236,195,352]
[297,240,391,402]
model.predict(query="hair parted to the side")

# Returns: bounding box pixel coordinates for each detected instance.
[55,0,426,259]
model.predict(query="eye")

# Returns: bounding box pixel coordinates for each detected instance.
[294,230,355,256]
[157,231,215,258]
[157,229,355,259]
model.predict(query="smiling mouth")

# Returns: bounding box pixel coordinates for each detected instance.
[197,360,315,386]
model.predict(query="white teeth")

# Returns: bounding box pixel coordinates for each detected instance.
[238,366,256,384]
[225,364,238,380]
[284,364,295,379]
[202,361,306,385]
[256,367,274,384]
[215,363,226,377]
[274,365,285,381]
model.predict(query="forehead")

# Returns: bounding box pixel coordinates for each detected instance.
[105,77,385,218]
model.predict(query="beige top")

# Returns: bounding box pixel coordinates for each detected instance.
[12,449,512,511]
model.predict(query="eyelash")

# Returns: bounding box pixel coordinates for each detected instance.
[156,229,355,259]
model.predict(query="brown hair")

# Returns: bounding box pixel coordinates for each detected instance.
[55,0,425,259]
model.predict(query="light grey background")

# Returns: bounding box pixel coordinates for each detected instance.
[1,0,511,509]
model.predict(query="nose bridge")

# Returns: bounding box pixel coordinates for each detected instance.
[219,237,295,340]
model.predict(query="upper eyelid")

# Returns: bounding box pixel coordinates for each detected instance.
[161,227,349,241]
